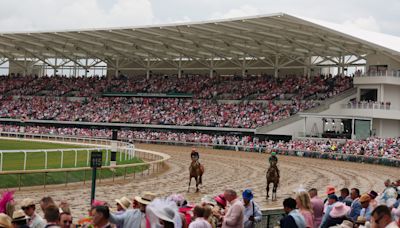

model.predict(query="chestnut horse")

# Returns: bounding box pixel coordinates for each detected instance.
[188,161,204,192]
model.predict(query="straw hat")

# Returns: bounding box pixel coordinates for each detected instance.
[0,213,12,228]
[20,198,35,208]
[12,210,27,223]
[134,192,157,205]
[115,197,132,210]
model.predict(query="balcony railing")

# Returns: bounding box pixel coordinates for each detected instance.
[357,71,400,77]
[341,102,391,110]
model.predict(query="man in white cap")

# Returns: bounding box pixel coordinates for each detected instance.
[109,192,156,228]
[20,198,45,228]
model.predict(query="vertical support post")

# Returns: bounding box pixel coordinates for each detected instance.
[60,150,64,168]
[241,58,246,77]
[54,57,58,76]
[105,150,109,166]
[91,167,97,204]
[23,151,27,171]
[84,58,89,77]
[210,57,214,78]
[45,151,48,169]
[115,58,119,77]
[146,57,150,80]
[178,55,182,78]
[274,55,279,78]
[74,150,78,167]
[87,150,90,166]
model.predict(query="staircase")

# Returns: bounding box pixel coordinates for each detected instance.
[256,88,357,134]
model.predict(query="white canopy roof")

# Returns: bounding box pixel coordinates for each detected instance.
[0,13,399,63]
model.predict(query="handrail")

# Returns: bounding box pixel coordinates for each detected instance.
[0,149,170,175]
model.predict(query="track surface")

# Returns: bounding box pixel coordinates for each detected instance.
[14,144,400,218]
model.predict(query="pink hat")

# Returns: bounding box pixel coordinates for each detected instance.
[214,194,226,208]
[329,202,350,218]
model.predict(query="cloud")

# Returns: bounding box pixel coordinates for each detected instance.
[0,0,154,32]
[343,16,381,33]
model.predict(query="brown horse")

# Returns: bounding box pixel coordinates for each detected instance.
[188,161,204,192]
[266,163,279,200]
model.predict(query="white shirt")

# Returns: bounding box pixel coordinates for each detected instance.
[28,212,45,228]
[386,221,399,228]
[189,217,212,228]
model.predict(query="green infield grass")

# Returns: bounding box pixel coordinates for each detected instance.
[0,139,146,188]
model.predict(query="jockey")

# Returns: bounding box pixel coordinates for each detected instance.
[269,151,279,178]
[191,147,200,165]
[269,151,278,166]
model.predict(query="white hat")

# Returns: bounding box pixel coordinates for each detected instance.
[146,198,182,228]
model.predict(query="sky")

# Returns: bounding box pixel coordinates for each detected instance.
[0,0,399,36]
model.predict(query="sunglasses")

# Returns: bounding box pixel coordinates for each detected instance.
[62,220,73,224]
[21,206,31,210]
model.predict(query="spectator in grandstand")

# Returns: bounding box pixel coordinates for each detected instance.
[188,206,211,228]
[358,194,372,222]
[242,189,262,228]
[92,206,112,228]
[11,210,29,228]
[349,188,362,222]
[218,189,244,228]
[146,198,181,228]
[338,188,353,206]
[280,197,306,228]
[0,213,12,228]
[58,212,72,228]
[308,188,324,228]
[168,194,191,228]
[20,198,45,228]
[368,191,379,209]
[371,205,398,228]
[43,205,60,228]
[115,197,131,212]
[320,203,351,228]
[39,197,55,212]
[321,194,338,226]
[109,192,156,228]
[295,191,313,228]
[113,197,131,228]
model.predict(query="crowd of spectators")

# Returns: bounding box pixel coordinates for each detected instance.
[0,182,400,227]
[1,124,400,160]
[0,74,352,128]
[0,74,352,100]
[0,97,319,128]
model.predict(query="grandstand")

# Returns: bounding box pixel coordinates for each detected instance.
[0,13,399,141]
[1,12,400,227]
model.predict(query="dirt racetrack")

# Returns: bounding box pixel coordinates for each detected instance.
[14,143,400,218]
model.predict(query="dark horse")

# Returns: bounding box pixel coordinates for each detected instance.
[266,162,279,200]
[188,161,204,192]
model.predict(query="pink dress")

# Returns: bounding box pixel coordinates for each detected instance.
[300,210,314,228]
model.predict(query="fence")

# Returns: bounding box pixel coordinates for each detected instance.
[0,133,170,189]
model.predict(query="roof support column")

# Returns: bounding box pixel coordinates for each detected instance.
[241,58,246,77]
[209,58,214,78]
[54,57,58,76]
[178,55,182,78]
[146,58,150,80]
[304,56,311,78]
[23,56,27,76]
[84,58,89,77]
[73,59,77,78]
[274,55,279,78]
[115,58,119,77]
